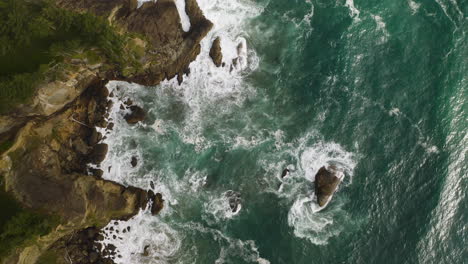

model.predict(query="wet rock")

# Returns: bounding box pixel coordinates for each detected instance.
[131,156,138,167]
[90,143,108,164]
[209,37,222,67]
[124,105,146,124]
[88,127,102,146]
[225,190,241,213]
[124,98,133,106]
[148,190,164,215]
[281,168,290,178]
[89,168,104,177]
[314,166,342,207]
[106,122,114,130]
[142,245,150,257]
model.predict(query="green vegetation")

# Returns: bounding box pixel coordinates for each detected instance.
[0,140,13,154]
[0,190,60,260]
[37,250,60,264]
[0,0,142,113]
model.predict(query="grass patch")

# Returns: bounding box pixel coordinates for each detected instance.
[36,250,60,264]
[0,0,142,114]
[0,140,13,154]
[0,190,60,260]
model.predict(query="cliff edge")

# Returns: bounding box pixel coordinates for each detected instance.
[0,0,212,263]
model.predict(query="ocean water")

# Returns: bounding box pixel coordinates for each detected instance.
[97,0,467,263]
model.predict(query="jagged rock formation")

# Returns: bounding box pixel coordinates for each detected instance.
[209,37,223,67]
[0,0,213,263]
[124,105,146,125]
[55,0,213,85]
[314,166,342,207]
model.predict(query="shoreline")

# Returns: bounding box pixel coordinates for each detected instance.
[0,0,213,263]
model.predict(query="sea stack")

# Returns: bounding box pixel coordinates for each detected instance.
[314,166,342,207]
[209,37,223,67]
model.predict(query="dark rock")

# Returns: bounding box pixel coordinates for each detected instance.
[90,143,108,164]
[124,98,133,106]
[225,190,241,213]
[124,105,146,124]
[89,252,99,263]
[314,166,341,207]
[150,181,155,190]
[89,128,103,146]
[143,245,150,256]
[281,168,290,178]
[131,156,138,167]
[148,190,164,215]
[209,37,222,67]
[106,122,114,130]
[73,137,91,155]
[177,73,184,85]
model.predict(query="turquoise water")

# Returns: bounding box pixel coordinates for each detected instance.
[99,0,467,263]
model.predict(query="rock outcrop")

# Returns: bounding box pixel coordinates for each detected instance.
[314,166,342,207]
[0,0,212,262]
[225,190,241,213]
[209,37,223,67]
[124,105,146,125]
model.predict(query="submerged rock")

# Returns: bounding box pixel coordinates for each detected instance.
[209,37,223,67]
[225,190,241,213]
[131,156,138,167]
[124,105,146,124]
[314,166,342,207]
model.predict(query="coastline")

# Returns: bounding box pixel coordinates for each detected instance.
[0,0,213,263]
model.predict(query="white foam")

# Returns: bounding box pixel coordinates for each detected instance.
[175,0,191,32]
[371,14,389,43]
[299,141,356,182]
[287,195,344,245]
[389,107,401,116]
[99,209,182,264]
[178,222,269,264]
[203,191,242,223]
[408,0,421,14]
[345,0,360,19]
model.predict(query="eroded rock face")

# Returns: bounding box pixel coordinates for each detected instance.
[225,190,241,213]
[314,166,342,207]
[148,190,164,215]
[209,37,223,67]
[0,0,211,262]
[124,105,146,124]
[47,227,114,264]
[0,81,149,224]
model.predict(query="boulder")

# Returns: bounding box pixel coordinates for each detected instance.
[131,156,138,167]
[148,191,164,215]
[314,166,342,207]
[209,37,223,67]
[124,105,146,124]
[225,190,241,213]
[90,143,108,164]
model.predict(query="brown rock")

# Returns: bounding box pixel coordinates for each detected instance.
[209,37,222,67]
[314,166,341,207]
[88,128,102,146]
[131,156,137,167]
[90,143,108,164]
[148,190,164,215]
[124,105,146,124]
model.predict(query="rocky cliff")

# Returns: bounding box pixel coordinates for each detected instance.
[0,0,212,263]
